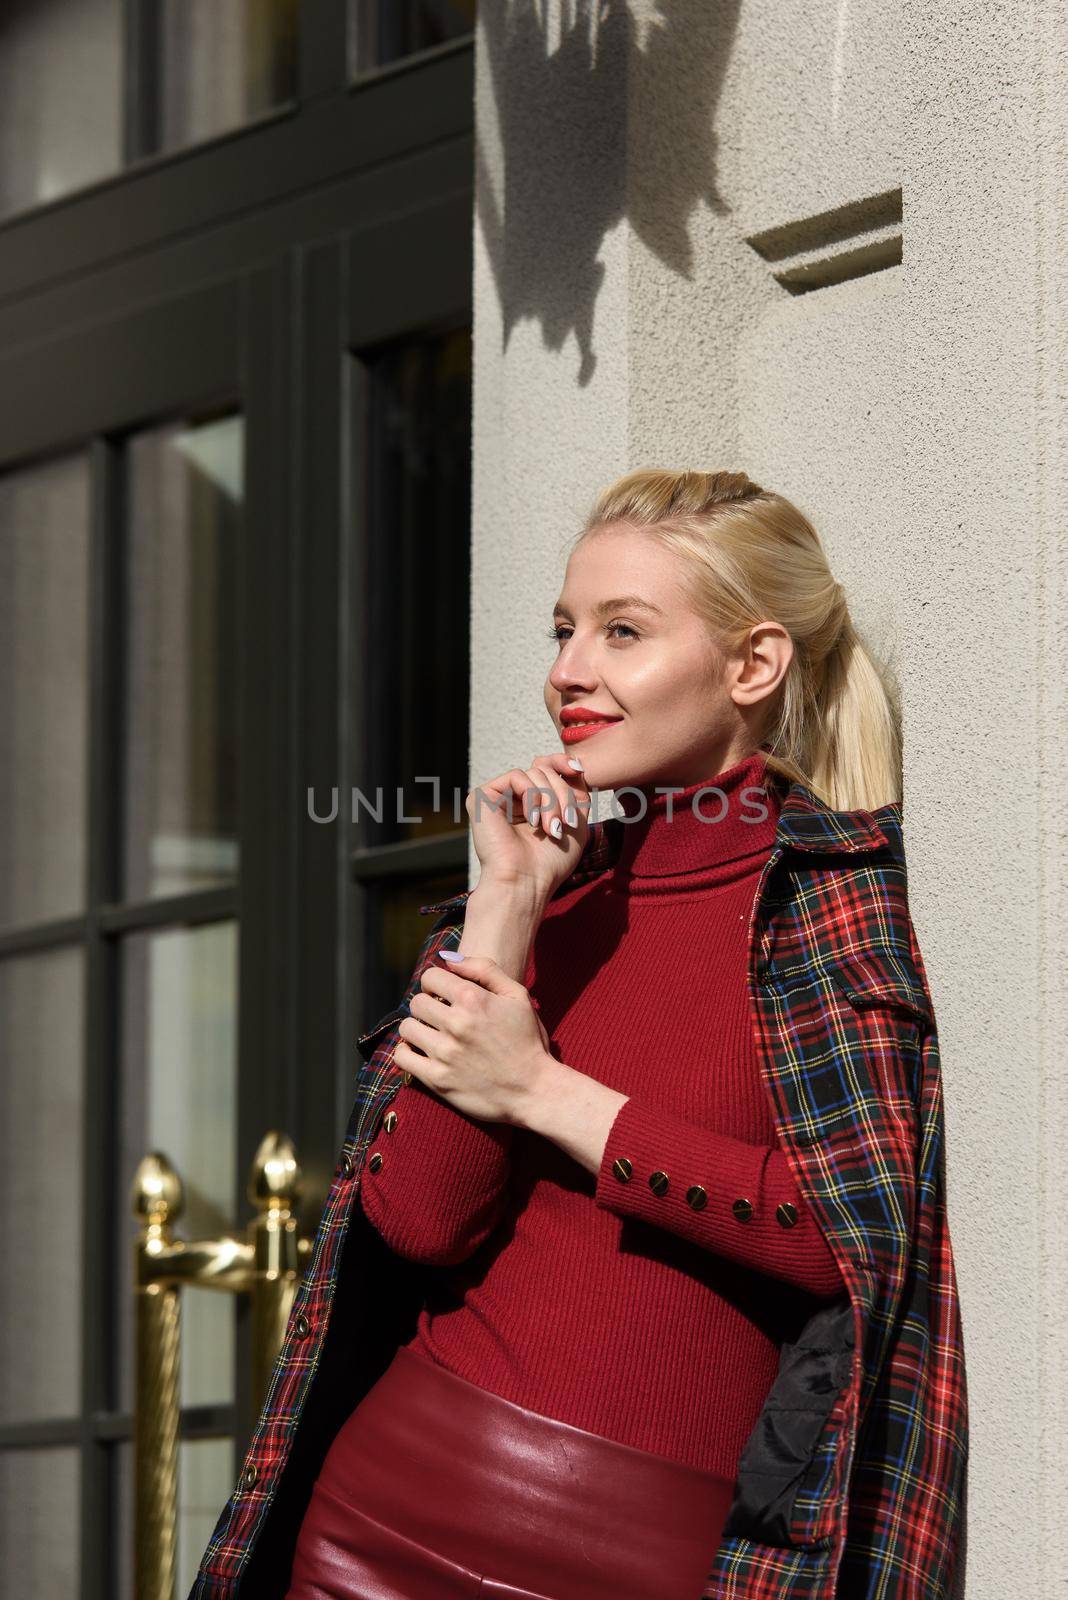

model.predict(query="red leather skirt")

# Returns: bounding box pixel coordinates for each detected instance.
[284,1343,735,1600]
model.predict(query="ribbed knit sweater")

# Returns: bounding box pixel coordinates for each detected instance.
[359,748,847,1476]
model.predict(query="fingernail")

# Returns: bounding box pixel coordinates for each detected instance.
[549,817,562,839]
[567,757,584,771]
[529,807,541,829]
[438,949,464,962]
[564,804,577,826]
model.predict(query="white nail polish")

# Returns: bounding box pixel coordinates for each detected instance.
[530,808,541,829]
[564,804,577,826]
[549,816,562,839]
[567,757,584,771]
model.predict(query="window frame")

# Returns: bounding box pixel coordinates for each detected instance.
[0,16,473,1596]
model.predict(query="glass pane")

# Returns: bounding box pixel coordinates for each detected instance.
[124,415,241,902]
[0,1445,80,1592]
[154,0,298,154]
[0,948,84,1424]
[366,871,468,1020]
[0,453,90,932]
[352,0,475,71]
[359,329,471,848]
[117,921,238,1413]
[115,1434,234,1600]
[0,0,122,221]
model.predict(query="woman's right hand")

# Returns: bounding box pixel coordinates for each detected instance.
[466,754,593,902]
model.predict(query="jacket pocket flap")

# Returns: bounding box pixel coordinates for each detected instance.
[824,947,933,1023]
[356,1005,408,1063]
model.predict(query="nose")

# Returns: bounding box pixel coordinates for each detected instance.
[548,635,598,695]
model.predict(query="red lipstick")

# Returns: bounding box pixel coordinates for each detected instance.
[559,706,624,744]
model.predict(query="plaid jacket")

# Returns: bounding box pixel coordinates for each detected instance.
[189,778,969,1600]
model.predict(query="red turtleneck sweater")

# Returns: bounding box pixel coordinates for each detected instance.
[359,749,846,1476]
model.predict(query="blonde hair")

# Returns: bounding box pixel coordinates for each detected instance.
[576,468,902,812]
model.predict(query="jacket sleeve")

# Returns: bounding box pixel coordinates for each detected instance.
[355,900,514,1269]
[359,1079,514,1267]
[593,1096,846,1297]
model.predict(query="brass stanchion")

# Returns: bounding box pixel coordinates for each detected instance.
[131,1133,313,1600]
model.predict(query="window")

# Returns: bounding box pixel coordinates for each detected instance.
[0,0,300,221]
[352,326,472,1018]
[350,0,475,75]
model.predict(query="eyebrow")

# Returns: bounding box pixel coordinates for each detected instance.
[552,595,665,621]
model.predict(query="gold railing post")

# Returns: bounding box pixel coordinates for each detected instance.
[247,1131,305,1409]
[131,1132,313,1600]
[132,1155,183,1600]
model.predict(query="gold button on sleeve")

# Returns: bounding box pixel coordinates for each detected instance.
[612,1156,633,1183]
[368,1151,383,1173]
[685,1184,708,1211]
[775,1201,798,1228]
[648,1170,669,1196]
[383,1110,398,1134]
[731,1197,753,1221]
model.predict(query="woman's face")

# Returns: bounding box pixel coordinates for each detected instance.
[543,523,791,792]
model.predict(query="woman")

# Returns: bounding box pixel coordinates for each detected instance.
[189,470,968,1600]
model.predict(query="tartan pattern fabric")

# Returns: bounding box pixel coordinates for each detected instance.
[188,778,968,1600]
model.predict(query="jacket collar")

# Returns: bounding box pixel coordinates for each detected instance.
[420,780,897,918]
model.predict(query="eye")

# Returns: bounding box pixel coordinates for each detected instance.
[546,621,640,643]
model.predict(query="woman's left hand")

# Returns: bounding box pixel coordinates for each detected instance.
[395,953,558,1127]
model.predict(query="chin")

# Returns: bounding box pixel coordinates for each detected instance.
[573,758,637,794]
[561,735,644,793]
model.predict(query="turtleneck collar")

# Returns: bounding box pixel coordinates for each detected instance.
[609,746,782,885]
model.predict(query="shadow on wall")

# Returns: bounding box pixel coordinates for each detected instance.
[477,0,741,386]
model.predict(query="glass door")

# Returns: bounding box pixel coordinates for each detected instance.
[0,28,476,1591]
[341,194,475,1057]
[0,273,288,1597]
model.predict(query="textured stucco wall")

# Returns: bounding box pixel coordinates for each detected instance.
[472,5,1068,1594]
